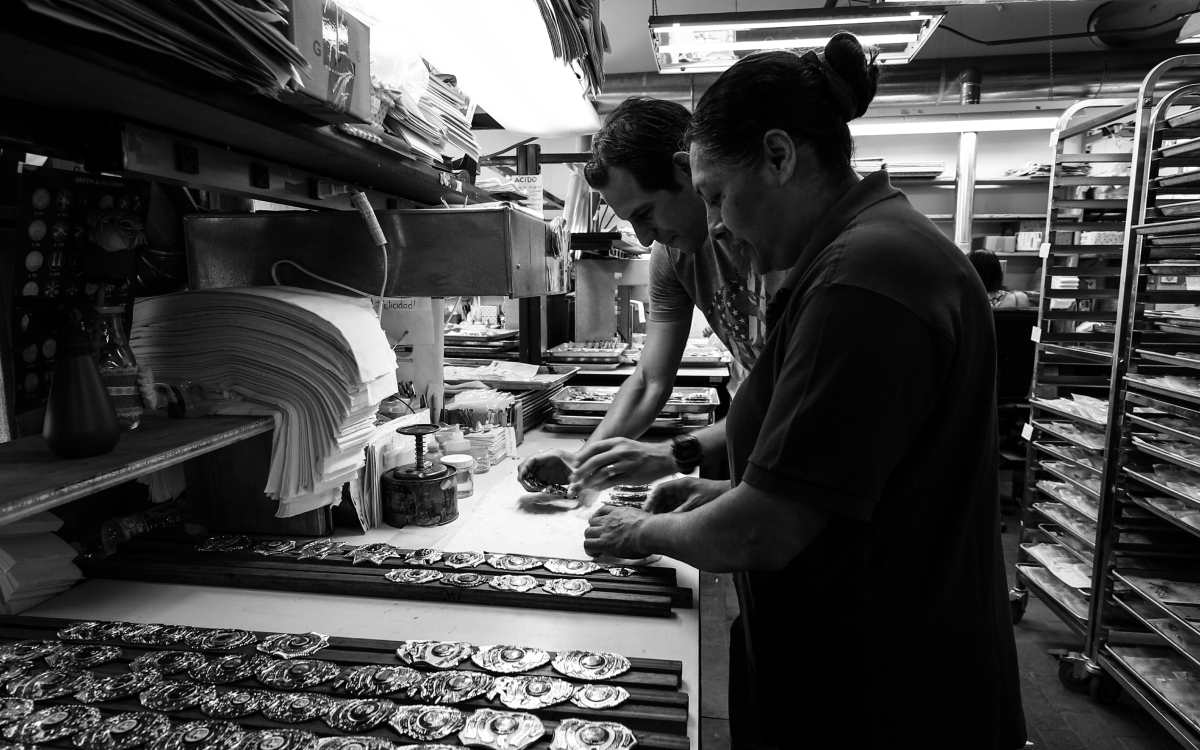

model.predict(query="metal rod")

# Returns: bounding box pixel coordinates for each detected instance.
[954,131,977,252]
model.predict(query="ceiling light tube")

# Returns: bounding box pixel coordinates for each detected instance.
[660,15,940,34]
[658,34,920,54]
[850,116,1060,136]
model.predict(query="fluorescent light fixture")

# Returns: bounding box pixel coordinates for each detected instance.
[851,116,1060,136]
[649,5,946,73]
[1178,13,1200,43]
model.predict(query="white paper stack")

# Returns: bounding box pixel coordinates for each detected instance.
[131,287,398,517]
[0,512,80,614]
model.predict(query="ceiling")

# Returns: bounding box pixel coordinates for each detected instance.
[600,0,1181,75]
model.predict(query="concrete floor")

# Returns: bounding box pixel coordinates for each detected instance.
[695,518,1182,749]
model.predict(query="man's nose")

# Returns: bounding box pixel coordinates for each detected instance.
[706,205,729,243]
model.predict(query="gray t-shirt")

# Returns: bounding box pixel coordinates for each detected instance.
[648,238,785,370]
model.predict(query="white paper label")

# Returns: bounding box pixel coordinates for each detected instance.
[1030,326,1042,342]
[1039,242,1051,258]
[1021,423,1034,441]
[511,174,544,215]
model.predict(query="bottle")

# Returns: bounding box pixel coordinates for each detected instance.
[94,306,142,430]
[43,334,120,460]
[469,434,491,474]
[100,499,190,556]
[443,428,470,456]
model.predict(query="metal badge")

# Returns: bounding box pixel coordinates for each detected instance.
[261,693,332,724]
[396,641,474,670]
[403,549,443,566]
[199,689,267,719]
[130,650,206,676]
[486,555,541,572]
[393,746,458,750]
[542,579,593,597]
[253,540,296,556]
[386,569,443,585]
[257,633,330,659]
[0,641,59,663]
[549,719,637,750]
[551,651,630,681]
[155,720,244,750]
[570,684,629,710]
[139,680,216,712]
[324,698,397,732]
[471,646,549,674]
[4,706,100,743]
[607,490,647,502]
[442,573,489,588]
[188,629,258,651]
[190,654,269,685]
[543,559,600,576]
[443,552,484,569]
[46,645,121,670]
[316,738,394,750]
[296,540,344,561]
[0,664,28,685]
[600,499,642,509]
[612,484,651,494]
[518,476,568,496]
[606,568,636,577]
[341,665,421,697]
[7,667,95,700]
[76,670,162,703]
[197,535,252,553]
[74,711,172,750]
[457,709,544,750]
[256,659,341,691]
[124,624,195,647]
[388,705,465,742]
[488,576,538,594]
[233,730,318,750]
[349,544,399,566]
[487,676,573,710]
[413,671,494,704]
[0,699,33,727]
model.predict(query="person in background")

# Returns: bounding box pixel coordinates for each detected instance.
[517,97,784,494]
[968,249,1033,308]
[580,35,1026,749]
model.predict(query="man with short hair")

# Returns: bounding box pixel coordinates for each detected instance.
[518,97,784,492]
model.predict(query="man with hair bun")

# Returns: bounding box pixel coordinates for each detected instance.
[581,34,1027,749]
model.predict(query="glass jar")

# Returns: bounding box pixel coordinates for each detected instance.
[441,454,476,498]
[93,306,141,430]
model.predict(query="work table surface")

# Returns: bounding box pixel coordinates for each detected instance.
[28,427,701,748]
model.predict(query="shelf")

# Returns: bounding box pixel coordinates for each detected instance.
[1130,414,1200,448]
[1021,542,1093,590]
[1040,463,1102,504]
[1031,397,1109,430]
[1032,420,1105,452]
[995,252,1045,259]
[1138,350,1200,373]
[1128,374,1200,408]
[1127,391,1200,424]
[1039,524,1095,565]
[0,416,273,526]
[1133,435,1200,475]
[1113,598,1200,671]
[1045,244,1125,256]
[1038,344,1114,365]
[1111,575,1200,658]
[1125,469,1200,509]
[1100,648,1200,750]
[1034,441,1102,475]
[1032,502,1097,550]
[0,17,492,208]
[1056,153,1134,164]
[1015,564,1089,636]
[1058,102,1138,141]
[1126,495,1200,543]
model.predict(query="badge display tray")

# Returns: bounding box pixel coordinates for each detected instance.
[551,388,718,414]
[0,614,689,748]
[81,538,692,618]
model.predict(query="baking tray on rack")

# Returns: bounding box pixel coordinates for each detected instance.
[443,327,520,343]
[443,365,579,391]
[544,342,629,365]
[553,386,719,414]
[553,412,715,428]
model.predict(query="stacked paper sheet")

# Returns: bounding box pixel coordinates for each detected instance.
[131,287,398,517]
[0,514,80,615]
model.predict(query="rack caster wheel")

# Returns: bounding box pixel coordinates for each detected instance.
[1090,673,1122,705]
[1010,589,1029,625]
[1058,660,1091,693]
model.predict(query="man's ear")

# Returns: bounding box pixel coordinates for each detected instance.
[672,151,692,185]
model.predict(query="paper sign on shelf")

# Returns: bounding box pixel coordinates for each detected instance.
[1021,423,1034,441]
[1039,242,1051,258]
[1030,326,1042,343]
[511,174,544,216]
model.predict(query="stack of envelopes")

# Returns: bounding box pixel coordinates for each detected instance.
[0,513,80,614]
[131,287,398,517]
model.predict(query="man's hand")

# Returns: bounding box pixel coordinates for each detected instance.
[517,449,576,492]
[569,438,676,495]
[584,505,650,559]
[646,477,729,514]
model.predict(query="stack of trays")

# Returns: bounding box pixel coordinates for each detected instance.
[544,342,629,371]
[444,328,520,363]
[544,386,718,435]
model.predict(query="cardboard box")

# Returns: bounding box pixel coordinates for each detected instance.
[982,236,1017,253]
[281,0,372,124]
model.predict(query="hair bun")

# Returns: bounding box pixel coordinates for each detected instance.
[824,31,880,120]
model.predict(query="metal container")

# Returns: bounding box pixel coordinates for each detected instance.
[380,424,458,528]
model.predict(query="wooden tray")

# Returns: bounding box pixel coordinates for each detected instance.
[0,614,689,747]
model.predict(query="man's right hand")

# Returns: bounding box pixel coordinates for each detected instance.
[517,449,576,491]
[645,477,729,514]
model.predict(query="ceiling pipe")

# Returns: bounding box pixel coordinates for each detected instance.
[594,48,1196,114]
[1088,0,1200,49]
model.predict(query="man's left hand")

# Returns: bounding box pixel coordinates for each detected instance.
[584,505,651,559]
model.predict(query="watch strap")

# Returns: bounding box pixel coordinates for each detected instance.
[671,434,703,474]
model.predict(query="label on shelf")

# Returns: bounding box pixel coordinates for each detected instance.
[1039,242,1051,258]
[1022,423,1034,441]
[1031,326,1042,343]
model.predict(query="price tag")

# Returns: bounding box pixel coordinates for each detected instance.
[1021,423,1034,441]
[1039,242,1051,258]
[1030,326,1042,343]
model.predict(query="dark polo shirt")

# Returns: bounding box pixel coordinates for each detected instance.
[725,171,1026,748]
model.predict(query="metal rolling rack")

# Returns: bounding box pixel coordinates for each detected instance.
[1071,56,1200,749]
[1011,97,1140,635]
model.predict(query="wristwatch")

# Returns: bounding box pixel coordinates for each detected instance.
[670,435,703,474]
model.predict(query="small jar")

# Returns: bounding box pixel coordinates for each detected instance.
[441,454,476,498]
[469,441,491,474]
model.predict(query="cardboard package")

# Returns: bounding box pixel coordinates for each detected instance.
[282,0,372,124]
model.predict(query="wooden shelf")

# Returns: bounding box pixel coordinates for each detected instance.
[1,416,273,525]
[0,8,492,208]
